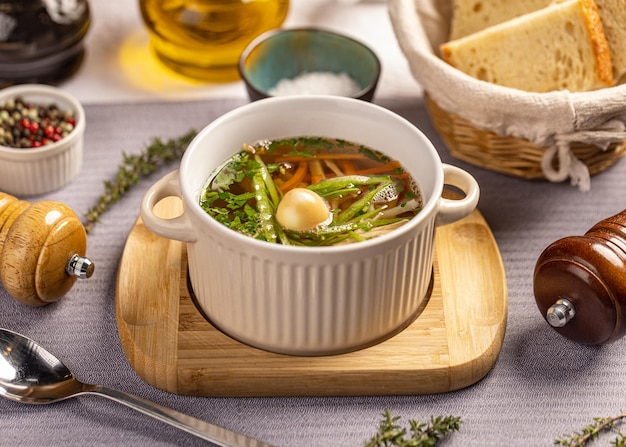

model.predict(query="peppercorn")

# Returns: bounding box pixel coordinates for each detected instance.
[0,96,75,149]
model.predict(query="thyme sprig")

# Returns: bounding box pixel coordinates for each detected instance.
[555,412,626,447]
[365,410,461,447]
[83,130,197,233]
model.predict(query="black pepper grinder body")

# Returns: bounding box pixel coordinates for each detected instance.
[534,209,626,344]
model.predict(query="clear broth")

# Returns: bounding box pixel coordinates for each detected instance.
[200,136,423,246]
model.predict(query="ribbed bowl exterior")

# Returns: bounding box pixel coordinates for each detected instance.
[187,212,436,356]
[0,140,83,196]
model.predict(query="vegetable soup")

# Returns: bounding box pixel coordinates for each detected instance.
[200,136,423,246]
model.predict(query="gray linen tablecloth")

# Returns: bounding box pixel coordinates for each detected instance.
[1,96,625,447]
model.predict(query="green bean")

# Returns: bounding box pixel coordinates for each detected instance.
[254,154,281,207]
[251,170,277,243]
[348,231,366,243]
[317,187,361,199]
[335,180,394,225]
[345,205,385,224]
[318,221,370,235]
[307,175,390,197]
[368,217,406,227]
[274,219,291,245]
[283,221,367,246]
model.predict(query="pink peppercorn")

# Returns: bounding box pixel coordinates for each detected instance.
[0,97,76,149]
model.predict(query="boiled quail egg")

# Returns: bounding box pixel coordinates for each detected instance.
[276,188,332,232]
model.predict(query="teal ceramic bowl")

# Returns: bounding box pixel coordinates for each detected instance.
[238,28,381,102]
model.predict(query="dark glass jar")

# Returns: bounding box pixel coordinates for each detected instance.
[0,0,91,87]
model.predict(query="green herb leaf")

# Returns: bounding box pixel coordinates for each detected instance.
[555,412,626,447]
[365,410,461,447]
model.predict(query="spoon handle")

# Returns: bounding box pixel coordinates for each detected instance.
[84,385,273,447]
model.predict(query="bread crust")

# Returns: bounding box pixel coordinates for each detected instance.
[580,0,614,85]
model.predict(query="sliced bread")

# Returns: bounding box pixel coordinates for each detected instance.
[449,0,563,39]
[448,0,626,82]
[440,0,614,92]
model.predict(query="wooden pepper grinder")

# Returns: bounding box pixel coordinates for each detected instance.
[0,192,93,307]
[534,209,626,344]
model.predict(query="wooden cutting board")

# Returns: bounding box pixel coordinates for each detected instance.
[116,197,507,397]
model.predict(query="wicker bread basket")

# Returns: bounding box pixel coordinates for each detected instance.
[388,0,626,189]
[426,95,626,180]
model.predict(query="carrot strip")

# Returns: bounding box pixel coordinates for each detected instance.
[393,172,411,180]
[310,160,326,184]
[338,159,356,174]
[354,160,402,176]
[276,153,368,163]
[279,162,308,193]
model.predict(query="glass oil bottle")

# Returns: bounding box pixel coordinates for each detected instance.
[139,0,290,82]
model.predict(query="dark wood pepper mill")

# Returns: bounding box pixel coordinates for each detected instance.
[0,192,94,307]
[534,209,626,344]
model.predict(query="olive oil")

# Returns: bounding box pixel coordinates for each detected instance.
[139,0,289,82]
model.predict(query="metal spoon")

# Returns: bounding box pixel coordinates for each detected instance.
[0,328,272,447]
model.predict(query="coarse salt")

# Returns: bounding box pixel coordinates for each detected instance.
[268,71,361,97]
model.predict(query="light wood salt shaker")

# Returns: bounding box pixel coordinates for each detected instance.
[0,192,93,306]
[534,209,626,344]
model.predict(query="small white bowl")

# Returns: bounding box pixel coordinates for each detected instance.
[0,84,85,196]
[239,28,381,102]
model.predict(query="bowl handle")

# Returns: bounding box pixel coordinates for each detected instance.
[435,164,480,227]
[140,170,197,243]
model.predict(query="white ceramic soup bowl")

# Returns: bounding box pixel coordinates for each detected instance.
[140,96,479,356]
